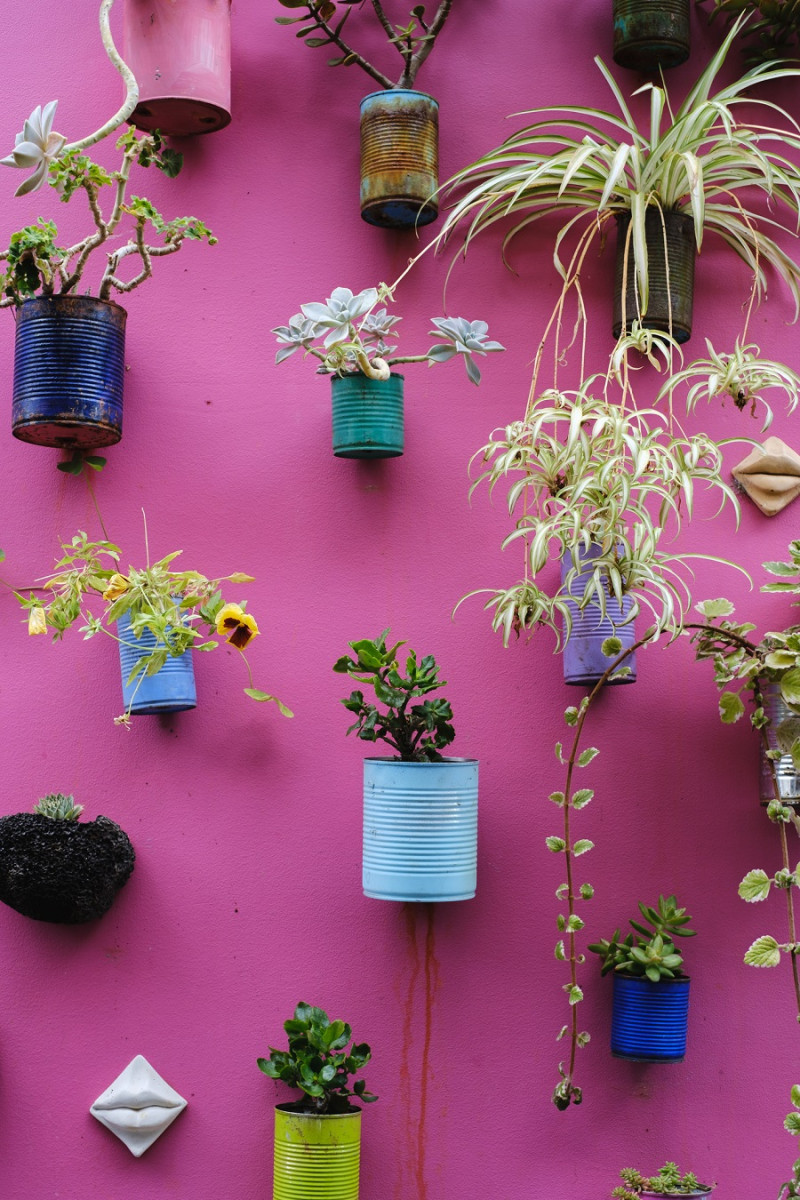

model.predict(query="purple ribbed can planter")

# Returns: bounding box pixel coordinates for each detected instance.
[117,611,197,716]
[12,295,126,448]
[363,757,478,901]
[611,974,690,1062]
[561,547,636,686]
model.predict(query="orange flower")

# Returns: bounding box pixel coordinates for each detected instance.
[215,603,259,650]
[102,573,130,603]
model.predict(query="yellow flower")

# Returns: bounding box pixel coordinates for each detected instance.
[102,573,130,603]
[28,606,47,635]
[215,603,259,650]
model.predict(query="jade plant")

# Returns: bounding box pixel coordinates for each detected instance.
[275,0,454,90]
[19,529,292,726]
[0,125,214,307]
[588,895,697,981]
[257,1002,377,1114]
[613,1162,713,1199]
[701,0,800,64]
[333,629,454,761]
[274,285,504,385]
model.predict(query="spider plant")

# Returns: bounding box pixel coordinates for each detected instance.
[439,16,800,322]
[458,380,743,646]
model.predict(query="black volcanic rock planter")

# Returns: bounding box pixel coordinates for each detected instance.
[0,813,135,923]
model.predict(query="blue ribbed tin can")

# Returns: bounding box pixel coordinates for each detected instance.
[117,611,197,716]
[360,90,439,229]
[611,974,690,1062]
[331,373,404,459]
[561,546,637,686]
[12,295,127,448]
[363,757,478,902]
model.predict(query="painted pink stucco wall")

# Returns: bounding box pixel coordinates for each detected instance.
[0,2,798,1197]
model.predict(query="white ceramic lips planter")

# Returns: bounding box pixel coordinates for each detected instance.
[90,1054,187,1157]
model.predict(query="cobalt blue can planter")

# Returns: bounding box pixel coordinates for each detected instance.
[611,974,690,1062]
[117,611,197,716]
[12,295,127,449]
[360,90,439,229]
[332,373,404,459]
[363,757,478,902]
[561,545,636,686]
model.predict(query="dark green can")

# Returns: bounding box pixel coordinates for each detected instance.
[331,372,404,460]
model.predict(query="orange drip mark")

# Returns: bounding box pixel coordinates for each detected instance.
[393,903,421,1200]
[415,902,439,1200]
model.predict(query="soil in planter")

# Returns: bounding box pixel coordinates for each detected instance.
[0,813,135,923]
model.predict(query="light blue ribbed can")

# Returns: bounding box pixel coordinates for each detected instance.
[611,974,690,1062]
[117,611,197,716]
[362,757,478,902]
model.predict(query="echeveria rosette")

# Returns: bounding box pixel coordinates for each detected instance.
[273,314,318,364]
[301,286,378,349]
[1,102,66,197]
[428,317,506,385]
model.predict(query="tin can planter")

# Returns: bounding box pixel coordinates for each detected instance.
[12,295,126,449]
[360,90,439,229]
[613,209,696,344]
[363,757,478,902]
[561,546,636,686]
[117,611,197,716]
[760,681,800,806]
[613,0,690,71]
[611,974,691,1062]
[331,372,404,459]
[273,1104,362,1200]
[0,812,135,924]
[123,0,232,137]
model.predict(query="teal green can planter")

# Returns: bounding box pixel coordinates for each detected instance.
[363,757,478,901]
[331,373,404,459]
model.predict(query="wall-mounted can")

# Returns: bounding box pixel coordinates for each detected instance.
[613,0,690,72]
[123,0,232,137]
[611,974,690,1062]
[613,209,696,344]
[760,682,800,806]
[360,90,439,229]
[12,295,126,449]
[274,1104,362,1200]
[561,545,637,686]
[331,372,404,459]
[117,611,197,716]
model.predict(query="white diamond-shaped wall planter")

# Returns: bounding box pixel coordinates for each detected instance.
[90,1054,187,1157]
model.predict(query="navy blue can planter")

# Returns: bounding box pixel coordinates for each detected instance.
[363,757,478,902]
[561,546,636,686]
[12,295,127,449]
[360,90,439,229]
[117,611,197,716]
[332,372,404,459]
[611,974,690,1062]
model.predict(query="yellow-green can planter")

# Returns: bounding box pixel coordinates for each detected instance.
[273,1104,362,1200]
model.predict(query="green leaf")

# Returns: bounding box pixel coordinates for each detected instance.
[566,914,585,931]
[564,706,579,726]
[744,935,781,967]
[564,984,583,1006]
[572,788,593,809]
[554,940,566,960]
[739,869,771,902]
[548,791,566,807]
[577,747,599,767]
[791,1084,800,1109]
[546,836,566,853]
[601,636,622,657]
[244,688,294,717]
[785,1113,800,1134]
[579,883,594,899]
[719,692,745,723]
[696,598,735,618]
[572,839,594,856]
[782,668,800,709]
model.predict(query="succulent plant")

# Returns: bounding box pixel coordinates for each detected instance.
[613,1161,712,1198]
[588,895,696,981]
[33,793,84,822]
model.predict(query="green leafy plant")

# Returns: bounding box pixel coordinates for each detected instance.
[333,629,454,762]
[780,1086,800,1199]
[275,0,454,90]
[274,284,504,386]
[588,895,697,981]
[0,126,214,306]
[701,0,800,64]
[257,1002,377,1115]
[33,793,84,821]
[613,1161,712,1199]
[18,529,292,727]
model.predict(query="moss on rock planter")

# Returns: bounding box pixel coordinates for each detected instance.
[0,812,135,923]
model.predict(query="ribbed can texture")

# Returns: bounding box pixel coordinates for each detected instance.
[363,758,478,901]
[611,974,690,1062]
[561,547,636,686]
[360,90,439,228]
[331,373,404,459]
[274,1106,361,1200]
[13,295,126,448]
[760,682,800,806]
[117,611,197,716]
[613,0,690,70]
[613,209,695,344]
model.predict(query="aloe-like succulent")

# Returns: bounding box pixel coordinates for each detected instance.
[588,895,696,981]
[34,793,84,821]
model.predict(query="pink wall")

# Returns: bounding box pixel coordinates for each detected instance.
[0,2,797,1197]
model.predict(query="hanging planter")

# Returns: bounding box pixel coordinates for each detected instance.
[613,209,696,344]
[117,609,197,716]
[123,0,232,137]
[561,546,637,686]
[759,681,800,806]
[612,0,690,72]
[610,974,691,1061]
[12,295,126,449]
[360,90,439,229]
[273,1104,362,1200]
[363,757,478,902]
[331,372,404,459]
[0,794,135,924]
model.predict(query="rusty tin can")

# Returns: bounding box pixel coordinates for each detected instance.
[360,90,439,229]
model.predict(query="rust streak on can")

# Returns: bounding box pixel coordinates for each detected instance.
[360,90,439,229]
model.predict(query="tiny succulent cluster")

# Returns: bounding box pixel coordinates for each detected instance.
[334,630,454,762]
[33,793,84,821]
[588,895,696,982]
[273,285,504,385]
[613,1161,711,1199]
[257,1002,377,1115]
